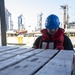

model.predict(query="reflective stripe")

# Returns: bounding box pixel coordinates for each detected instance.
[42,42,47,49]
[49,42,54,49]
[42,42,54,49]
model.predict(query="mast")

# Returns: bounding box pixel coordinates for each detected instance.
[37,12,43,31]
[60,5,69,29]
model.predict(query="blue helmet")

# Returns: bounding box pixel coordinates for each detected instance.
[45,14,60,29]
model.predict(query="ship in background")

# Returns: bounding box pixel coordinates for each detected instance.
[5,9,43,47]
[6,30,41,47]
[60,5,75,47]
[5,5,75,48]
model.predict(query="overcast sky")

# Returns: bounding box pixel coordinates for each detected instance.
[5,0,75,29]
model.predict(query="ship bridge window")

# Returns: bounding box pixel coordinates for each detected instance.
[28,33,34,37]
[24,33,34,37]
[70,33,75,36]
[14,34,18,36]
[34,34,42,37]
[7,33,18,37]
[24,34,28,37]
[65,32,75,37]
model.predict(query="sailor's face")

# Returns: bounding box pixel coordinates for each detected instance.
[47,28,58,35]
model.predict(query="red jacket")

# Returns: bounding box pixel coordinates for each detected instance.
[39,28,64,50]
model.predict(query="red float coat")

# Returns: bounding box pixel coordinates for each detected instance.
[39,28,64,50]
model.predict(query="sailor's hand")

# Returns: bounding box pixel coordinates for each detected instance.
[55,46,62,50]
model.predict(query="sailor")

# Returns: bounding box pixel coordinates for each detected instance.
[32,14,73,50]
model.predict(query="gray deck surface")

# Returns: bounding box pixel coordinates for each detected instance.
[0,46,74,75]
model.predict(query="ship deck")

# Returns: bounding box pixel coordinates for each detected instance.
[0,46,74,75]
